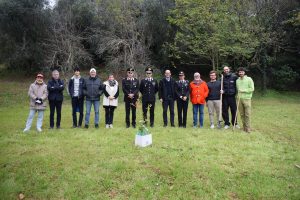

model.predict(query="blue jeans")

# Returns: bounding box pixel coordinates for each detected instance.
[85,100,100,125]
[193,104,204,127]
[25,109,44,130]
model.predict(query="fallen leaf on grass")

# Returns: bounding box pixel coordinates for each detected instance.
[18,193,25,200]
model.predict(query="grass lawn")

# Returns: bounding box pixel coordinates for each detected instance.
[0,78,299,199]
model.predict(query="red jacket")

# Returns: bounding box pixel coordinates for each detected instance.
[189,81,209,104]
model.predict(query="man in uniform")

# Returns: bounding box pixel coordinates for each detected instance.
[174,71,189,128]
[122,67,139,128]
[139,67,159,127]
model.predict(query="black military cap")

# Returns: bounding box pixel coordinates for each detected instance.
[178,71,185,76]
[127,67,135,72]
[145,67,153,72]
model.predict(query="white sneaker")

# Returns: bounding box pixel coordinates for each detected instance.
[210,124,215,129]
[37,128,42,132]
[106,124,109,128]
[23,128,29,133]
[224,125,230,129]
[109,124,113,128]
[235,124,240,129]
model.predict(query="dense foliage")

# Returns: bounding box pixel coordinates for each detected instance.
[0,0,299,90]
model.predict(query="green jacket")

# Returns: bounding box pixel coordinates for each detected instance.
[236,75,254,99]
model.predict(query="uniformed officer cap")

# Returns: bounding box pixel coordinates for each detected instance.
[145,67,153,72]
[178,71,185,76]
[127,67,135,72]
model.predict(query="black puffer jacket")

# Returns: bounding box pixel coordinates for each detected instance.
[83,76,103,101]
[223,73,237,96]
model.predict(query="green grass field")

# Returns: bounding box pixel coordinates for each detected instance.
[0,79,299,199]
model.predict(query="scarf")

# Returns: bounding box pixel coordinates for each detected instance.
[108,80,116,87]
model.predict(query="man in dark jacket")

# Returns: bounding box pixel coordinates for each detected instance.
[222,66,239,129]
[139,67,159,127]
[47,69,64,129]
[174,71,189,128]
[159,69,176,127]
[83,68,103,128]
[206,70,222,129]
[122,67,139,128]
[68,67,85,128]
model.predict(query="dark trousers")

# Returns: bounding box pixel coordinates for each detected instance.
[49,100,63,128]
[162,99,175,125]
[177,99,188,127]
[104,106,116,124]
[71,97,84,127]
[222,95,237,126]
[142,100,155,125]
[125,101,136,126]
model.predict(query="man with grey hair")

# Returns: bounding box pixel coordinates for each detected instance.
[159,69,176,127]
[83,68,103,129]
[47,69,64,129]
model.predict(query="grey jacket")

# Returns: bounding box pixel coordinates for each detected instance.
[83,76,103,101]
[28,81,48,110]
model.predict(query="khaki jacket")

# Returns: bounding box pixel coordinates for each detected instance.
[28,81,48,110]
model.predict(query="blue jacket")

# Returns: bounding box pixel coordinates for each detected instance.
[68,76,85,98]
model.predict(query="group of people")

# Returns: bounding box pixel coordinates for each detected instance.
[23,65,254,133]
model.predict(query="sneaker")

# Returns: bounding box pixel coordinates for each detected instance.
[109,124,113,128]
[23,128,29,133]
[224,125,230,129]
[72,125,77,128]
[217,124,222,129]
[132,124,136,128]
[84,125,89,129]
[235,124,240,129]
[193,126,197,128]
[106,124,109,128]
[37,128,42,132]
[210,124,215,129]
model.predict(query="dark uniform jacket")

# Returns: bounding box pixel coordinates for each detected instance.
[47,78,64,101]
[83,76,103,101]
[122,78,139,102]
[140,78,159,102]
[159,77,176,100]
[174,80,190,100]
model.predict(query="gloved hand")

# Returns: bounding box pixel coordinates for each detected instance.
[35,98,43,105]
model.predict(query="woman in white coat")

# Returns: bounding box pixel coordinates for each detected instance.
[103,74,119,128]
